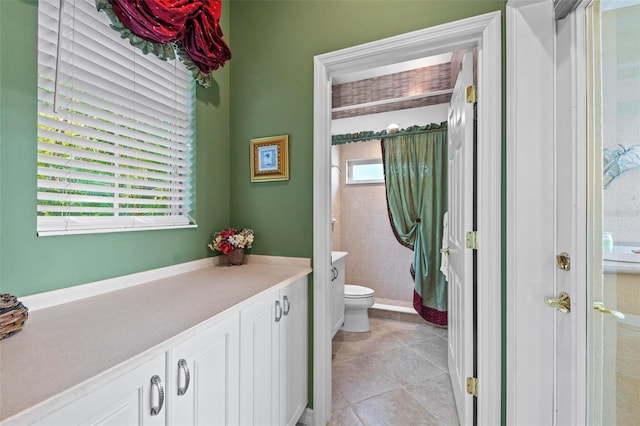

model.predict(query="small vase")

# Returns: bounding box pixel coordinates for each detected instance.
[226,248,245,266]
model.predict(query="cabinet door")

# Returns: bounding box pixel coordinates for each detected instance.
[332,258,345,338]
[280,277,308,426]
[34,354,166,426]
[170,313,240,426]
[239,291,280,426]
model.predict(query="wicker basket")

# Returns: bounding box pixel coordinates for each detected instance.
[0,294,29,341]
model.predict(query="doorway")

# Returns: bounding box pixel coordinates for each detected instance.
[313,12,502,426]
[331,82,450,314]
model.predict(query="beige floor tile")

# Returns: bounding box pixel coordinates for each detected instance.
[375,318,441,344]
[432,326,448,338]
[333,356,400,404]
[405,372,460,425]
[332,383,349,411]
[332,339,366,363]
[367,346,445,385]
[328,406,365,426]
[331,316,455,424]
[409,337,449,370]
[351,388,441,425]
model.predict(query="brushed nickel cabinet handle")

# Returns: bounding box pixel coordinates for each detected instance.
[283,295,290,316]
[275,300,283,322]
[177,359,190,396]
[330,267,338,281]
[150,375,164,416]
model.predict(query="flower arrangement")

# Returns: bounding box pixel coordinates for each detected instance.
[208,228,254,255]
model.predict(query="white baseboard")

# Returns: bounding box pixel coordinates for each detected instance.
[299,408,314,425]
[371,302,417,314]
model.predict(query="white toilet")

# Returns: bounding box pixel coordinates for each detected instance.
[341,284,375,332]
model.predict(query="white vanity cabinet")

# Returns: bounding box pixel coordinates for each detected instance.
[239,276,308,426]
[331,252,347,338]
[34,315,241,426]
[1,260,312,426]
[34,354,167,426]
[168,312,240,425]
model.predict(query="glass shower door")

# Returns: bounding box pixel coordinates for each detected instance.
[587,1,640,424]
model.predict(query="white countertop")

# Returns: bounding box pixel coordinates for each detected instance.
[603,260,640,274]
[0,257,311,424]
[603,246,640,274]
[331,251,348,263]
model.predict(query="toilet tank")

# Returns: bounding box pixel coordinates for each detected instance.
[331,252,348,338]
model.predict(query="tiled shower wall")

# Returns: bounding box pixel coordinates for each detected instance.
[332,140,415,304]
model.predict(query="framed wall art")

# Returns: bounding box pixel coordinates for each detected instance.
[250,135,289,182]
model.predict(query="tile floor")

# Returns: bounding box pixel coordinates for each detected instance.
[329,317,460,426]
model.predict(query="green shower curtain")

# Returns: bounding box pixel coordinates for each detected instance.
[382,124,448,326]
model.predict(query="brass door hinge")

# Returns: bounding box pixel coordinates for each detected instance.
[466,376,478,396]
[466,231,478,250]
[466,85,477,103]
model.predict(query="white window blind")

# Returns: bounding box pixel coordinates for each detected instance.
[37,0,195,236]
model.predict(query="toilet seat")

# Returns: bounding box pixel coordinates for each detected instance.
[344,284,374,299]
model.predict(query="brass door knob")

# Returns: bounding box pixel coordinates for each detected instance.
[545,292,571,313]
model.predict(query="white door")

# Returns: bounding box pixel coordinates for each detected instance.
[447,51,475,425]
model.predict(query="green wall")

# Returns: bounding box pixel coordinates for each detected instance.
[0,0,232,296]
[0,0,506,296]
[1,0,506,416]
[228,0,505,257]
[228,0,506,411]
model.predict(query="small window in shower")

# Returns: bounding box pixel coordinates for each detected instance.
[346,158,384,184]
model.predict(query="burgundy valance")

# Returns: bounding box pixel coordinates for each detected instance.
[96,0,231,87]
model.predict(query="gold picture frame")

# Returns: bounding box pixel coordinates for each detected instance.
[250,135,289,182]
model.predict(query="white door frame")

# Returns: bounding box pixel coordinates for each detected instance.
[313,12,502,426]
[506,1,557,423]
[506,0,588,424]
[555,4,588,425]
